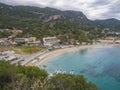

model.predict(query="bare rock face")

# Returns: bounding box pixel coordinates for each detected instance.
[47,15,62,21]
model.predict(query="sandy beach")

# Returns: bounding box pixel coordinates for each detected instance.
[27,45,96,66]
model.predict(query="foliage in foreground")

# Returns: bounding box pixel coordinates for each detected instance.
[0,60,98,90]
[49,74,98,90]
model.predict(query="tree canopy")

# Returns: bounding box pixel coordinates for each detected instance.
[0,60,98,90]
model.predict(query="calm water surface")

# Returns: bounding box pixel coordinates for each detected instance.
[40,46,120,90]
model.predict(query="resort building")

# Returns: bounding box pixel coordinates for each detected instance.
[115,40,120,44]
[27,41,41,46]
[0,51,16,61]
[43,37,60,46]
[98,39,114,44]
[27,37,37,42]
[69,38,75,45]
[0,38,10,46]
[14,37,42,46]
[14,38,28,43]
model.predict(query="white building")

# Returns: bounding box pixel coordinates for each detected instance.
[43,37,60,46]
[98,40,114,44]
[14,38,28,43]
[115,40,120,44]
[0,38,10,46]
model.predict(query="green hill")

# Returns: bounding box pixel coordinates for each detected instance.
[0,2,119,42]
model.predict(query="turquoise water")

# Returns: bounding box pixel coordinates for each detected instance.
[40,46,120,90]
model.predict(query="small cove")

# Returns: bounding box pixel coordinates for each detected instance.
[40,46,120,90]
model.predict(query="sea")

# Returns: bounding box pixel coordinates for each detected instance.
[39,46,120,90]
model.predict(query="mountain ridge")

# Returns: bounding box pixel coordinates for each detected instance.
[0,2,97,29]
[0,2,120,31]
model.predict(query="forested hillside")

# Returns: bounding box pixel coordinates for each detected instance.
[0,2,119,42]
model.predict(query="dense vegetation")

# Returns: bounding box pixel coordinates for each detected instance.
[0,16,105,43]
[0,31,11,38]
[0,60,98,90]
[0,2,107,43]
[49,74,98,90]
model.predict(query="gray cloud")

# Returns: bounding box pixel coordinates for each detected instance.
[92,0,111,6]
[0,0,120,20]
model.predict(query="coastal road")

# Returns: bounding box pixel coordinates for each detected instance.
[20,49,49,65]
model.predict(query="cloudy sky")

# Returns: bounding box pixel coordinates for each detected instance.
[0,0,120,20]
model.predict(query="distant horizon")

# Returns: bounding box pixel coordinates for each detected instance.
[0,0,120,20]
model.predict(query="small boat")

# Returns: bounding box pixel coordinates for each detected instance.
[70,70,74,74]
[43,65,47,68]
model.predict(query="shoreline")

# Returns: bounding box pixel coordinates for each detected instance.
[27,44,108,66]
